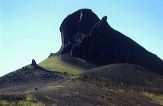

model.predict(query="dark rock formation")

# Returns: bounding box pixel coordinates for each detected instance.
[59,9,163,75]
[59,9,100,53]
[32,59,37,66]
[32,59,37,69]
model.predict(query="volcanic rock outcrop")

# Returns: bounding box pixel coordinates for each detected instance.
[0,60,65,86]
[60,9,100,53]
[58,9,163,75]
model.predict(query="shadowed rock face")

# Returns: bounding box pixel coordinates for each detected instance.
[60,9,100,53]
[59,9,163,75]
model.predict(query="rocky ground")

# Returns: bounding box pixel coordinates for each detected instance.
[0,64,163,106]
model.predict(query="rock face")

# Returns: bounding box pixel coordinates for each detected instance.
[59,9,163,75]
[0,60,65,85]
[59,9,100,53]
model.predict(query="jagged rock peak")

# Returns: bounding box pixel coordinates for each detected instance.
[31,59,37,69]
[32,59,36,65]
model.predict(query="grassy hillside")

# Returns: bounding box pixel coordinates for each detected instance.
[39,56,83,75]
[1,63,163,105]
[39,54,97,75]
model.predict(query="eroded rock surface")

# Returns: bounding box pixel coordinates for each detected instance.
[58,9,163,75]
[0,60,65,86]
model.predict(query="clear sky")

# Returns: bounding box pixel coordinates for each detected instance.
[0,0,163,76]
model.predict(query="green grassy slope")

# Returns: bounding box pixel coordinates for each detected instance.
[39,56,84,75]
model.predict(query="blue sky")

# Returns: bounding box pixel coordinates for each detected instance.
[0,0,163,76]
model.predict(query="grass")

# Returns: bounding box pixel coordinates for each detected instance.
[143,92,163,105]
[0,100,45,106]
[39,56,84,75]
[0,93,45,106]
